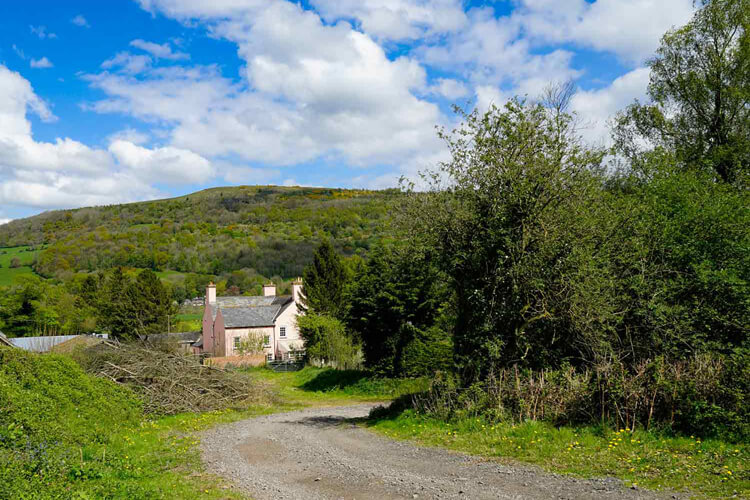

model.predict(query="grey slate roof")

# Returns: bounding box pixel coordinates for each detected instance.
[0,331,14,347]
[212,295,293,328]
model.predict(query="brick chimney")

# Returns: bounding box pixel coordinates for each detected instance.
[292,277,304,304]
[263,283,276,297]
[206,282,216,305]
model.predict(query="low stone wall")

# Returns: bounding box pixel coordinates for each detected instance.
[205,354,266,368]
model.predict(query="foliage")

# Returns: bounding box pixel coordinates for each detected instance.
[347,243,452,376]
[235,332,266,355]
[297,313,361,369]
[300,240,349,318]
[613,0,750,184]
[0,346,263,499]
[0,186,398,281]
[400,95,607,379]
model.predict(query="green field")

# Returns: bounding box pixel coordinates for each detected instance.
[0,246,41,286]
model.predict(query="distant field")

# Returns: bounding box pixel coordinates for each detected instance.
[0,246,41,286]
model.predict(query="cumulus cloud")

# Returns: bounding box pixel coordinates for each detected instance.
[89,0,445,171]
[130,39,189,60]
[514,0,695,64]
[101,52,152,74]
[109,139,214,184]
[30,57,53,69]
[571,67,651,145]
[71,15,90,28]
[0,64,227,211]
[311,0,468,40]
[0,218,12,226]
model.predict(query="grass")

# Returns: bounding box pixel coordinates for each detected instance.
[0,245,41,286]
[245,365,430,405]
[368,410,749,499]
[0,347,279,499]
[174,312,203,332]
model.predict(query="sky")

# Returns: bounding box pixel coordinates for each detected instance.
[0,0,697,223]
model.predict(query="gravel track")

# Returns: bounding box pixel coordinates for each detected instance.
[200,404,683,500]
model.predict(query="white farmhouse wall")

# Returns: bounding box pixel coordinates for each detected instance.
[274,303,303,355]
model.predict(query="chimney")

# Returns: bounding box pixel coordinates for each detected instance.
[206,282,216,305]
[292,277,304,304]
[263,283,276,297]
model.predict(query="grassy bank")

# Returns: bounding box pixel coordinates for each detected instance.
[368,409,749,498]
[246,365,430,405]
[0,347,275,499]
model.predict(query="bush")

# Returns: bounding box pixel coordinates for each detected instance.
[298,314,361,369]
[0,347,142,498]
[409,352,749,441]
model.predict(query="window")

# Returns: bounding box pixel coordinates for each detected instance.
[266,353,273,361]
[279,326,287,338]
[233,337,240,351]
[263,335,271,347]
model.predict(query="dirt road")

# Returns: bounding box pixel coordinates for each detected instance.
[200,404,680,500]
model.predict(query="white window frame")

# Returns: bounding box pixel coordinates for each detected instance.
[266,353,273,361]
[263,335,271,347]
[279,326,287,338]
[233,337,241,351]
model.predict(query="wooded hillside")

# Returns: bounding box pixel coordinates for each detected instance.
[0,186,399,279]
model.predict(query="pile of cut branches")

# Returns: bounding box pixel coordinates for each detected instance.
[72,341,274,415]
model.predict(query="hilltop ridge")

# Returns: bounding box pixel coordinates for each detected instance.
[0,185,400,280]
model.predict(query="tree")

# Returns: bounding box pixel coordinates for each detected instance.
[297,314,360,369]
[301,240,348,318]
[614,0,750,183]
[347,244,452,376]
[9,257,21,268]
[125,269,176,338]
[400,95,607,381]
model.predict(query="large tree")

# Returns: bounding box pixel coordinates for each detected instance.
[301,240,348,318]
[400,93,609,380]
[614,0,750,183]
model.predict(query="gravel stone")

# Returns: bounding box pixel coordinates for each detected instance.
[200,404,684,500]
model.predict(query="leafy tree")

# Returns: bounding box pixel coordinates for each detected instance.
[301,240,348,318]
[614,0,750,183]
[400,94,607,380]
[297,314,360,369]
[9,257,21,268]
[99,268,135,339]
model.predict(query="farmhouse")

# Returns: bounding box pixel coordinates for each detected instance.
[196,280,304,361]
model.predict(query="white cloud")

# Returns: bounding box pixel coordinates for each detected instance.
[30,57,53,69]
[571,67,651,145]
[311,0,468,40]
[129,39,189,60]
[514,0,695,64]
[109,139,214,185]
[107,127,150,145]
[71,15,90,28]
[0,64,227,211]
[12,45,26,60]
[419,7,581,92]
[30,25,57,39]
[428,78,469,100]
[90,0,446,171]
[223,165,281,185]
[0,218,12,226]
[101,52,152,74]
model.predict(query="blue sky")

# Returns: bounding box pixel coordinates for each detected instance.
[0,0,696,222]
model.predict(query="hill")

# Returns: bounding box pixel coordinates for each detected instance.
[0,185,400,281]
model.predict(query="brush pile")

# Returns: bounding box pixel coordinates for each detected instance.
[72,340,274,415]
